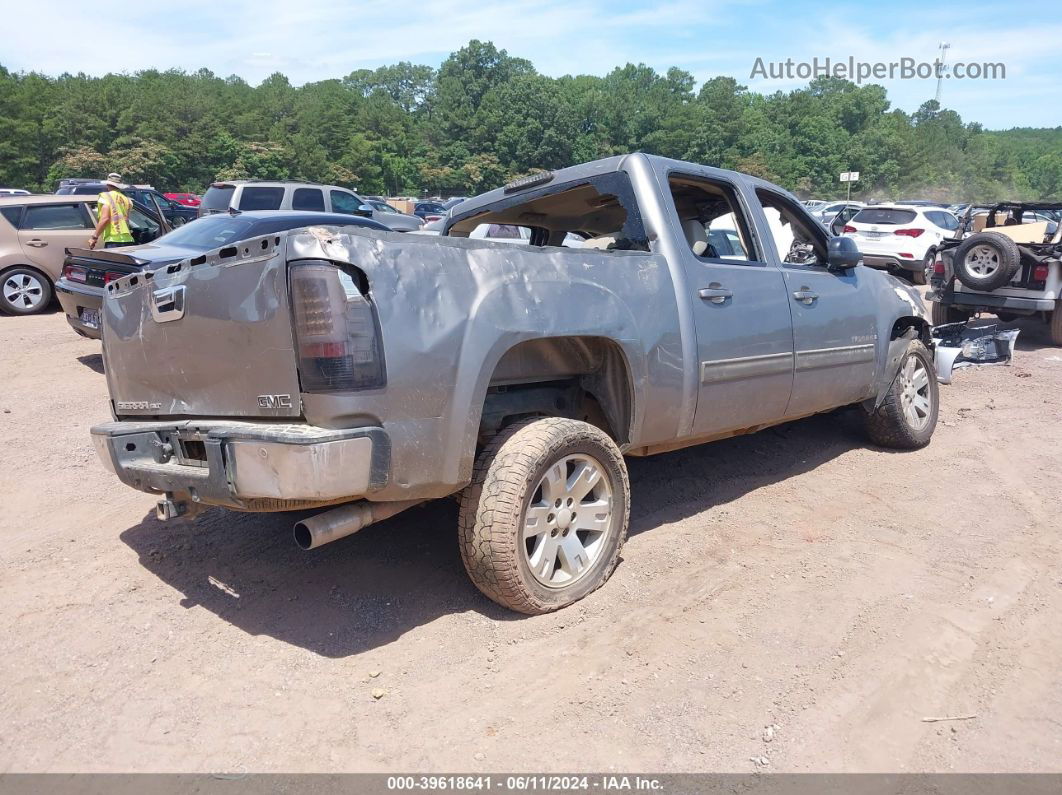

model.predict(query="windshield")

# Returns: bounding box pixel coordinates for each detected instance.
[151,215,256,249]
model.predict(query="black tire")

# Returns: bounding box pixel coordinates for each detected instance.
[864,339,939,450]
[0,267,53,315]
[458,417,630,615]
[952,232,1020,291]
[912,250,934,285]
[931,302,969,326]
[1050,301,1062,346]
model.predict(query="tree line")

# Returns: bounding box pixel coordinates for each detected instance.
[1,40,1059,201]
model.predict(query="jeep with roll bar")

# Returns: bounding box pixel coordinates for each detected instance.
[90,153,940,614]
[927,201,1062,344]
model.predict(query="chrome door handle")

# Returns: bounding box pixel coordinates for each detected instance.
[25,239,47,248]
[699,284,732,304]
[792,288,818,304]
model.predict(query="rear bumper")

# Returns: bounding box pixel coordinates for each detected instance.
[55,279,103,339]
[928,287,1055,314]
[862,254,922,272]
[91,420,390,511]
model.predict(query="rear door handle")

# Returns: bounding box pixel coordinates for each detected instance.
[699,284,733,304]
[25,239,48,248]
[792,288,818,305]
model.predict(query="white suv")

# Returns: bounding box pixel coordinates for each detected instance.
[843,205,959,284]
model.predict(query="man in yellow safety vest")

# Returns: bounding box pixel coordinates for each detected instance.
[88,173,134,249]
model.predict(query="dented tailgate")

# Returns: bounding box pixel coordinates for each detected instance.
[101,235,303,419]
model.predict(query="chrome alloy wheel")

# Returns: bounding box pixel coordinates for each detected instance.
[966,244,1001,279]
[522,454,614,588]
[3,271,46,312]
[899,354,932,431]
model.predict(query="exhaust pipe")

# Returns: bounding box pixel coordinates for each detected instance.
[293,499,422,550]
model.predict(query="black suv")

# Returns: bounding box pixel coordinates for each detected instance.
[56,180,199,227]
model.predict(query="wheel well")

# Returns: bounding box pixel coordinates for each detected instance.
[480,337,634,445]
[892,316,931,345]
[0,263,54,286]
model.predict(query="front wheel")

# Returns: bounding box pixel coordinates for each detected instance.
[0,267,53,315]
[458,417,630,615]
[864,340,939,449]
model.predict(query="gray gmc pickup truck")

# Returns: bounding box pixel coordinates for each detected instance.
[91,154,939,614]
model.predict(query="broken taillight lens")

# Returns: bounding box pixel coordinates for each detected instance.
[289,260,385,392]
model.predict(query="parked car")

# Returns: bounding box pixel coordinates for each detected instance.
[0,195,168,315]
[413,201,448,222]
[90,153,938,615]
[56,210,388,338]
[927,202,1062,342]
[362,200,424,232]
[895,200,943,207]
[56,180,198,227]
[842,205,960,284]
[199,180,379,222]
[803,199,827,212]
[0,188,30,196]
[164,192,200,208]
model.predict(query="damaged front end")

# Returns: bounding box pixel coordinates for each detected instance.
[932,322,1020,384]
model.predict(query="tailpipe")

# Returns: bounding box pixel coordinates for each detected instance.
[293,499,422,550]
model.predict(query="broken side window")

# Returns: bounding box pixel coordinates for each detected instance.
[447,172,649,253]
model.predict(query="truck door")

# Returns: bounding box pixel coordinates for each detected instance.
[666,174,795,437]
[751,188,878,416]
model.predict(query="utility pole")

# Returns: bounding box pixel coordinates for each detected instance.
[934,42,951,105]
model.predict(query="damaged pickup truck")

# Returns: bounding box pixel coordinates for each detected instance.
[91,154,938,614]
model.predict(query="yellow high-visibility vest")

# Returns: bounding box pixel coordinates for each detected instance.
[97,190,134,243]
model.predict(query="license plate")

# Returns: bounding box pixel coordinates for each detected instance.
[79,308,100,329]
[863,231,886,238]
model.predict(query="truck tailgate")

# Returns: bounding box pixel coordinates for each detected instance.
[101,237,302,419]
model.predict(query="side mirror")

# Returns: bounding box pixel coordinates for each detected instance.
[356,204,374,218]
[827,236,861,270]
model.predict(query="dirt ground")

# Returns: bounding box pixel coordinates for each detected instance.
[1,309,1060,774]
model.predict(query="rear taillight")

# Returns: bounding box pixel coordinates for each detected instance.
[843,225,856,233]
[63,264,87,283]
[894,228,925,237]
[933,261,945,275]
[1033,264,1049,282]
[289,260,384,392]
[104,271,124,284]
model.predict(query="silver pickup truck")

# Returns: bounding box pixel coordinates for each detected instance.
[91,154,939,614]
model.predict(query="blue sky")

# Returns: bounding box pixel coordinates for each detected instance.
[3,0,1059,128]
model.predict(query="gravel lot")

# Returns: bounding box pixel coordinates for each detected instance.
[1,309,1060,773]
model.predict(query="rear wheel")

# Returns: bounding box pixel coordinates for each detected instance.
[1050,301,1062,346]
[931,301,969,326]
[864,340,939,450]
[0,267,53,315]
[458,417,630,615]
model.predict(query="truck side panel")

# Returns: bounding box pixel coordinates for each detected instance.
[292,229,686,500]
